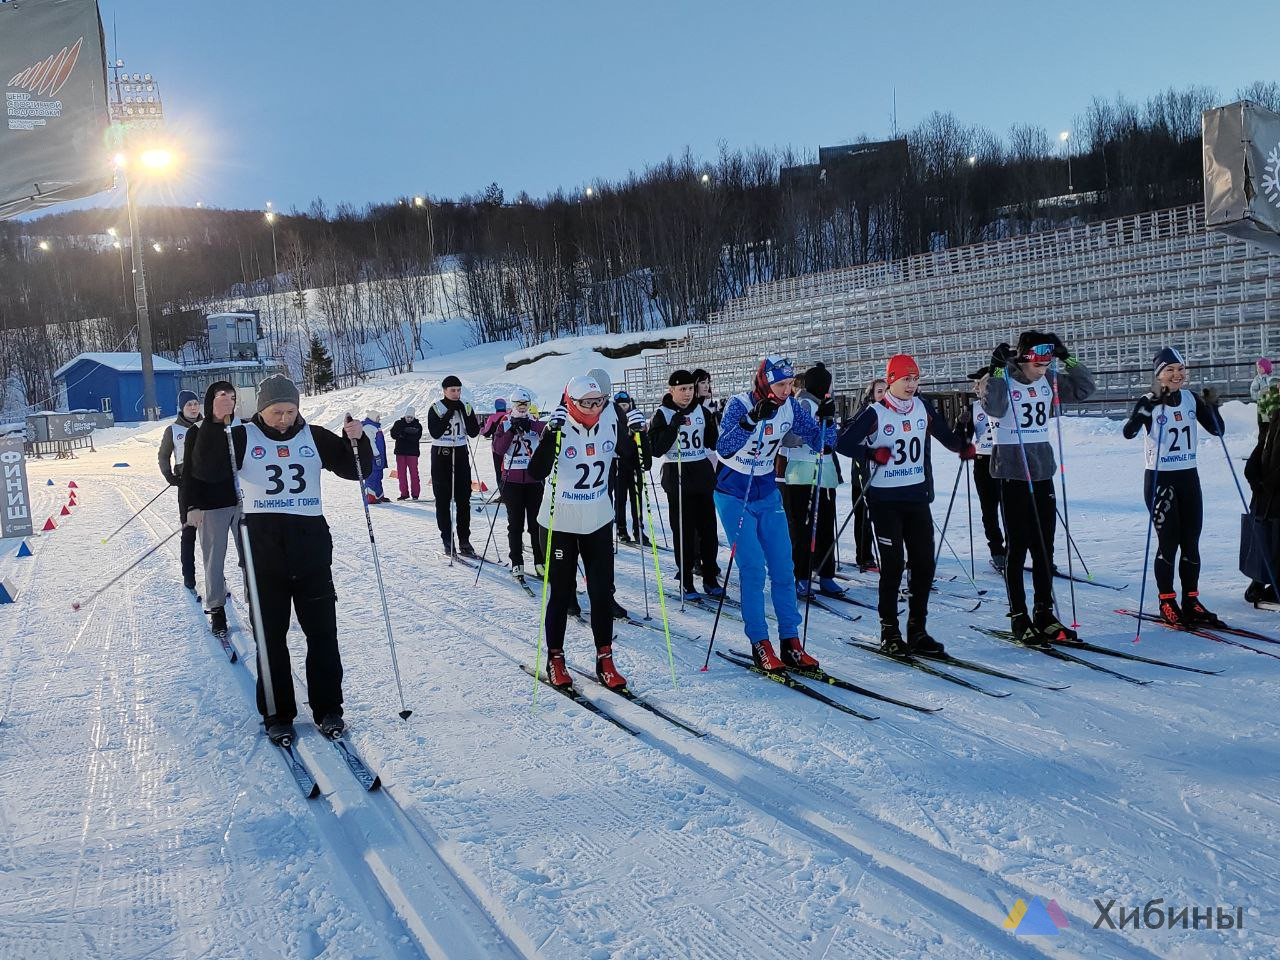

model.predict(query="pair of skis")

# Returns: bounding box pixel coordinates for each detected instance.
[520,663,705,737]
[843,638,1060,698]
[272,729,382,798]
[1114,609,1280,661]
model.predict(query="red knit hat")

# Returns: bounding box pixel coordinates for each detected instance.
[886,354,919,385]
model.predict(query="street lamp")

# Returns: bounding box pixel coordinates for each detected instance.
[967,155,977,166]
[38,240,50,251]
[1060,131,1073,192]
[264,209,278,285]
[413,195,425,208]
[116,142,180,421]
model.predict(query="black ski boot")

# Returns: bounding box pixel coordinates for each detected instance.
[1011,611,1048,648]
[317,713,345,739]
[617,529,634,544]
[265,719,295,745]
[907,618,946,657]
[1182,593,1222,627]
[458,540,478,558]
[879,620,910,658]
[209,605,228,637]
[567,595,582,620]
[1034,608,1077,644]
[1245,581,1277,604]
[611,597,628,620]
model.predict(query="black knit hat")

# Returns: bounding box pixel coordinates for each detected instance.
[803,362,832,397]
[442,375,462,389]
[692,368,711,383]
[668,369,696,387]
[966,366,991,381]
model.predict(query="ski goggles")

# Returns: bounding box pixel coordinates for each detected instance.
[1022,343,1055,362]
[573,396,607,410]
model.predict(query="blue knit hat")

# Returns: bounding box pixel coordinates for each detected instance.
[495,398,507,411]
[1153,347,1185,377]
[177,390,198,408]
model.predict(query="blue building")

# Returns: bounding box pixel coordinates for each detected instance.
[52,353,185,423]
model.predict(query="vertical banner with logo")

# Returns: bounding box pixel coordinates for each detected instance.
[0,433,34,539]
[1203,99,1280,253]
[0,0,111,220]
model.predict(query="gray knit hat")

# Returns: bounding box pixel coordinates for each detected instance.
[256,374,301,412]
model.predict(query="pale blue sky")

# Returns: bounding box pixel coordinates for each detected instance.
[97,0,1273,212]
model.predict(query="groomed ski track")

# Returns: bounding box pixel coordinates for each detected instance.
[7,401,1279,959]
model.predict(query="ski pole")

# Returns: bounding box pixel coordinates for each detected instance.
[965,458,975,581]
[1054,506,1094,580]
[647,468,669,548]
[223,423,279,722]
[675,424,686,611]
[1215,425,1280,603]
[532,430,563,709]
[801,418,829,650]
[1050,363,1079,628]
[71,527,181,609]
[101,485,173,544]
[809,462,881,587]
[347,418,412,719]
[475,432,517,585]
[637,431,677,688]
[633,478,650,620]
[932,457,965,569]
[933,517,984,597]
[1134,406,1166,644]
[447,447,456,568]
[702,419,767,671]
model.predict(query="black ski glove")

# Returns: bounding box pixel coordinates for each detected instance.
[669,411,687,428]
[1047,333,1070,361]
[816,397,836,420]
[1134,394,1156,416]
[1201,387,1223,409]
[444,397,466,413]
[991,343,1017,368]
[748,397,777,423]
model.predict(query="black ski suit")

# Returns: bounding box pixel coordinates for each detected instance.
[649,395,722,593]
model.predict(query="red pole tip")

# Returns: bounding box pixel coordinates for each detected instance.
[700,665,708,672]
[1071,621,1080,628]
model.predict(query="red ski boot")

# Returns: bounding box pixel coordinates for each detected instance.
[545,650,572,688]
[779,636,819,670]
[1157,593,1184,627]
[595,645,627,690]
[751,639,786,673]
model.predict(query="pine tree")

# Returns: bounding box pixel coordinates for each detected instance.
[305,334,335,393]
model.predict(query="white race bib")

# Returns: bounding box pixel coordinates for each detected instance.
[994,378,1052,447]
[867,400,928,489]
[971,400,995,455]
[502,425,541,471]
[537,405,620,534]
[170,423,191,465]
[238,422,324,516]
[431,400,470,448]
[669,405,709,463]
[721,392,793,477]
[1145,392,1199,471]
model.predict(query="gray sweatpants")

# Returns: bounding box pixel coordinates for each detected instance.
[200,505,242,608]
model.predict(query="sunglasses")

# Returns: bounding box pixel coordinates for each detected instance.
[575,396,606,410]
[1023,343,1054,360]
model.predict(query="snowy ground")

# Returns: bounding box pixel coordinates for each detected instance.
[1,355,1277,958]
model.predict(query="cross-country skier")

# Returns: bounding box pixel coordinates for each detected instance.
[648,369,722,600]
[984,331,1095,647]
[956,367,1006,573]
[694,368,720,427]
[847,378,886,572]
[390,407,423,500]
[782,362,844,598]
[360,410,390,503]
[1122,348,1225,626]
[527,375,648,689]
[159,389,201,592]
[481,399,508,483]
[186,375,371,743]
[611,389,648,545]
[180,381,246,636]
[715,355,834,671]
[836,354,975,656]
[427,376,480,556]
[1249,358,1279,434]
[491,387,547,580]
[1245,410,1280,605]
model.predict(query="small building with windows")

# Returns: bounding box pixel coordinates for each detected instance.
[52,353,185,422]
[177,359,291,415]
